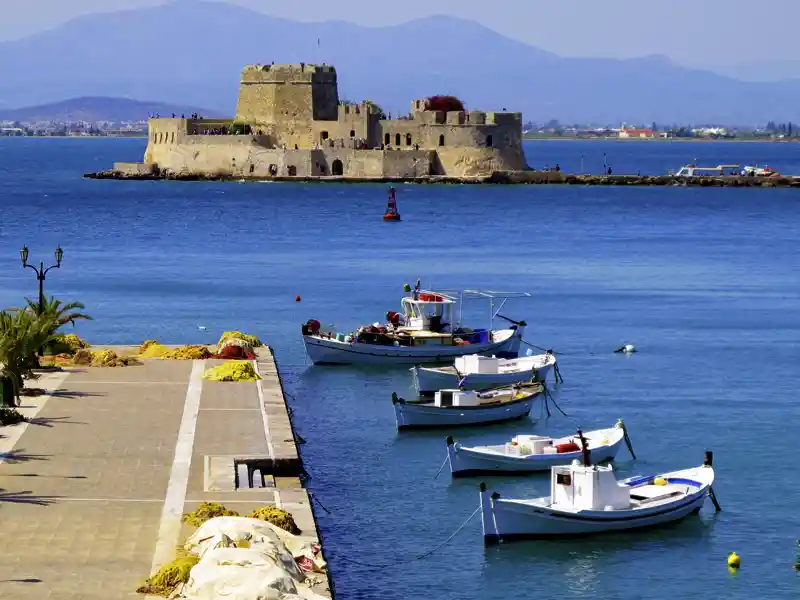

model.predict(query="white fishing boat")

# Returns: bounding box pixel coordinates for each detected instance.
[446,422,632,476]
[411,352,556,395]
[392,382,543,429]
[480,443,717,543]
[673,163,740,177]
[302,284,531,365]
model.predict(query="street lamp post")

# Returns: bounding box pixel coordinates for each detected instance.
[20,246,64,356]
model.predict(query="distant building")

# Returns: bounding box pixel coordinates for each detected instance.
[619,127,657,139]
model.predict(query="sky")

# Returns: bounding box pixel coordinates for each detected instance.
[2,0,799,68]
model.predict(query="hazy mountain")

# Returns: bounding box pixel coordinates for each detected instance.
[0,96,215,122]
[706,60,800,83]
[1,0,799,124]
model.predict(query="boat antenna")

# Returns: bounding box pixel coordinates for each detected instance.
[576,429,590,467]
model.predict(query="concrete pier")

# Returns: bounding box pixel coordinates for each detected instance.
[0,345,331,600]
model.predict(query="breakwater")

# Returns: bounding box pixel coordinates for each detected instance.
[84,167,800,187]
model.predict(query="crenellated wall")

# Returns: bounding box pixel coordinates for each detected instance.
[137,62,527,179]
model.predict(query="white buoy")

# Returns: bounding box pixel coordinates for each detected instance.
[198,325,207,331]
[615,344,636,354]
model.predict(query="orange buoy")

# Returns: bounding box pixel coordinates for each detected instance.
[295,295,301,302]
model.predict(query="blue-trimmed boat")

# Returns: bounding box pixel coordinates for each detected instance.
[480,440,717,543]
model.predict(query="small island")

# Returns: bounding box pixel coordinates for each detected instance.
[90,62,527,182]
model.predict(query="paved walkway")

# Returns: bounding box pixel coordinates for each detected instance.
[0,348,328,600]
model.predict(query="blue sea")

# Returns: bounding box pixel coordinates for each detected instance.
[1,138,799,599]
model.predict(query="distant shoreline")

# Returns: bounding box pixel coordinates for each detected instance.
[522,136,798,143]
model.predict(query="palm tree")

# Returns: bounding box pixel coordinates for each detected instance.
[24,297,92,328]
[0,309,59,405]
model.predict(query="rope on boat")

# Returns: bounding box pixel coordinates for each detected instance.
[434,454,449,479]
[331,507,481,570]
[543,385,569,418]
[309,491,332,515]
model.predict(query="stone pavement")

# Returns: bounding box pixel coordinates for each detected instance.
[0,348,330,600]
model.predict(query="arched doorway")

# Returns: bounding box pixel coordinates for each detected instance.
[384,133,390,145]
[395,133,401,146]
[287,165,297,176]
[332,159,344,176]
[406,133,412,146]
[438,134,445,146]
[486,134,493,147]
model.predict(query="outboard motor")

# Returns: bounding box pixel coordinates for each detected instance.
[302,319,321,336]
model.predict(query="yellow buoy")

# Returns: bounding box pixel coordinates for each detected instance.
[653,477,668,486]
[727,552,741,569]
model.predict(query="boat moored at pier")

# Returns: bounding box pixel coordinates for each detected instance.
[302,285,531,365]
[411,352,556,395]
[447,423,628,476]
[480,443,717,543]
[392,382,543,429]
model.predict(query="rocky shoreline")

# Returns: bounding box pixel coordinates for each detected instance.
[84,168,800,188]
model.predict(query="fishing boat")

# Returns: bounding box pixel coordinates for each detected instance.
[411,352,556,395]
[446,421,632,476]
[673,164,740,177]
[480,440,717,543]
[384,186,401,221]
[741,165,781,177]
[301,283,530,365]
[392,382,543,429]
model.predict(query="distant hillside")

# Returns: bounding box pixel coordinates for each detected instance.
[1,0,800,123]
[0,96,215,122]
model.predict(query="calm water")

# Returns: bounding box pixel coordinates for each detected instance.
[0,138,798,599]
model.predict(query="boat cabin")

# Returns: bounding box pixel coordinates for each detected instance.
[400,292,457,332]
[551,463,631,511]
[674,164,740,177]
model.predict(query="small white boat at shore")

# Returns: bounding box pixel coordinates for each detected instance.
[392,382,543,429]
[447,423,630,476]
[411,352,556,395]
[480,444,717,543]
[301,285,531,365]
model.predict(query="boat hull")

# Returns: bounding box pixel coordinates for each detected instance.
[394,396,537,429]
[411,360,554,395]
[448,430,624,476]
[304,328,522,365]
[480,467,714,542]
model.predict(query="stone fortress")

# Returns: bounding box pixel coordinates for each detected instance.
[129,63,528,180]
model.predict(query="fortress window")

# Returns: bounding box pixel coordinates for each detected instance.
[171,132,175,144]
[395,133,401,146]
[384,133,390,145]
[406,133,412,146]
[321,131,329,141]
[350,130,355,138]
[486,134,493,147]
[249,164,255,174]
[439,134,445,146]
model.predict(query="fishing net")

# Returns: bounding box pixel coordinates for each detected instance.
[213,345,256,360]
[217,331,263,348]
[163,345,213,360]
[248,506,301,535]
[183,502,240,528]
[202,361,261,382]
[136,552,199,597]
[138,342,170,358]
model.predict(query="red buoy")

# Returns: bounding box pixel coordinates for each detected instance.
[296,295,301,302]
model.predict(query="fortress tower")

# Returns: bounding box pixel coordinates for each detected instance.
[234,63,339,125]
